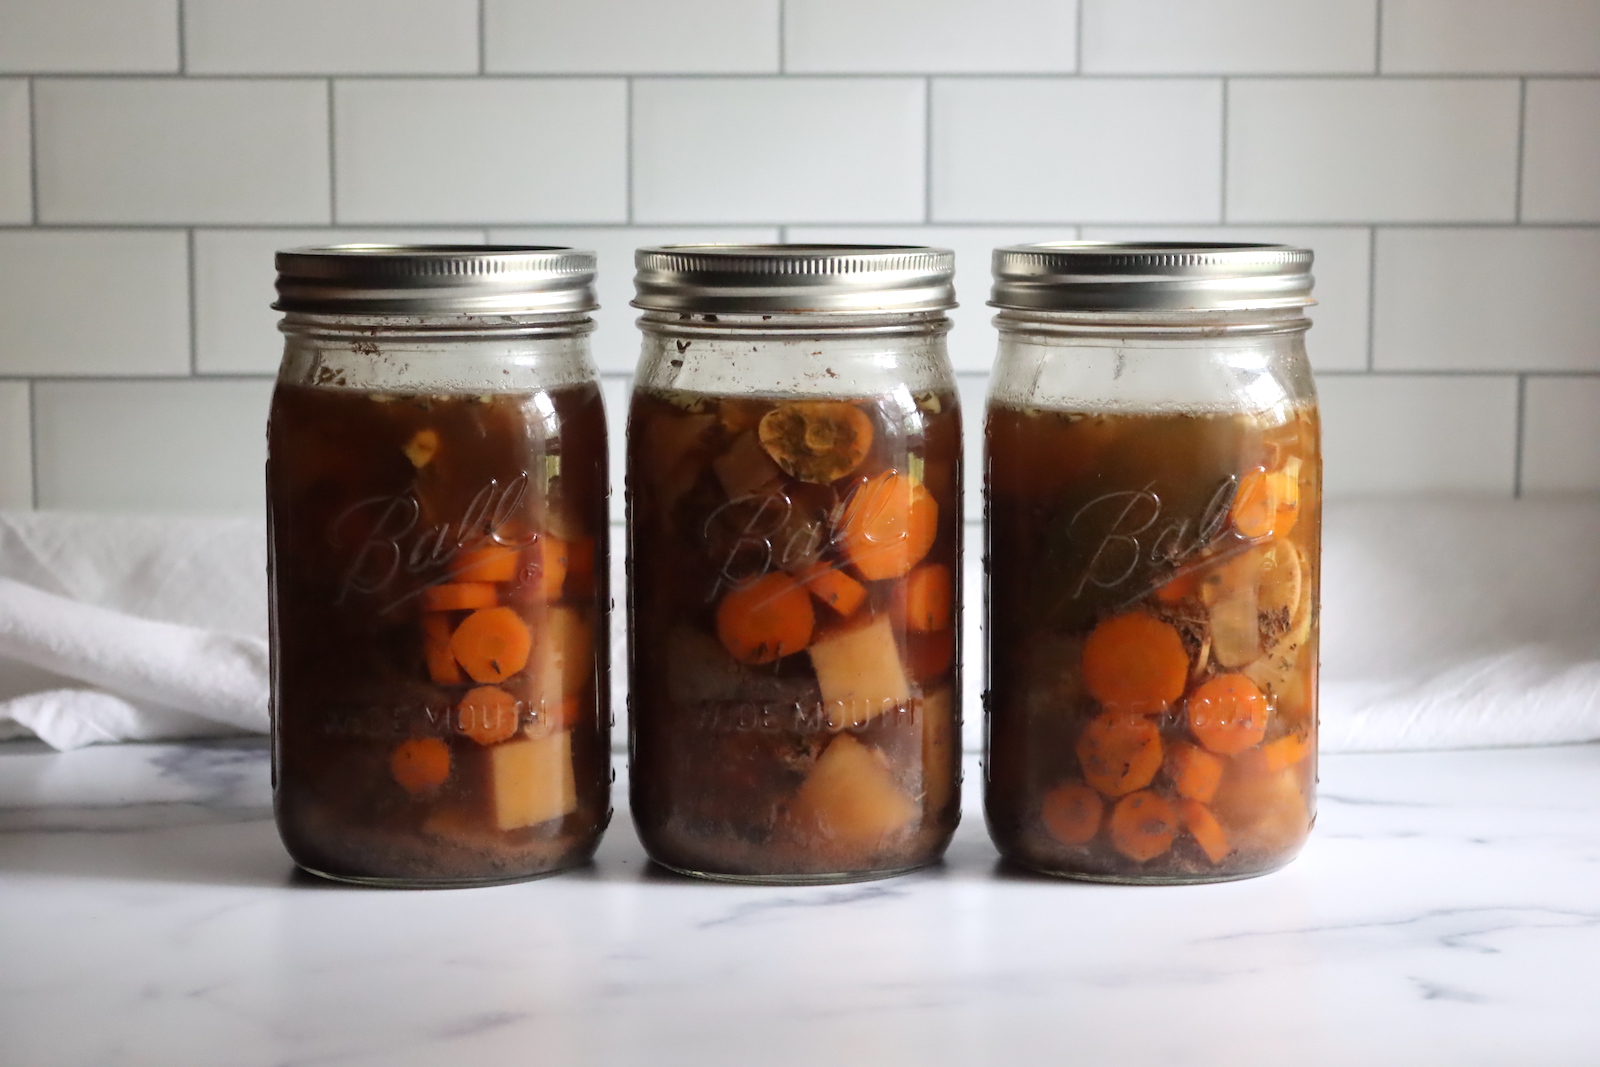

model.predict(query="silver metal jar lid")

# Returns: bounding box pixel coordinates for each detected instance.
[990,242,1314,312]
[273,245,598,315]
[632,244,956,314]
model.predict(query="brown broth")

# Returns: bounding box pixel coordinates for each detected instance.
[985,402,1320,882]
[268,382,610,884]
[628,388,962,880]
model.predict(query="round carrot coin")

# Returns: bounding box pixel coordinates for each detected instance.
[1230,468,1276,539]
[1080,612,1189,713]
[390,737,451,795]
[448,606,533,683]
[1177,798,1233,865]
[835,470,939,581]
[1187,672,1270,755]
[903,563,953,631]
[456,684,520,746]
[1040,782,1103,846]
[715,571,815,664]
[1109,790,1178,862]
[1076,708,1163,797]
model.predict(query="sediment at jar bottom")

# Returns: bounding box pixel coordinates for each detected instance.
[268,383,611,883]
[627,388,963,879]
[984,401,1320,883]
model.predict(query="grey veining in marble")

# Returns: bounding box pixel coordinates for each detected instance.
[2,741,1598,1066]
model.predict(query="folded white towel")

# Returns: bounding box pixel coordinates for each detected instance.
[0,512,268,749]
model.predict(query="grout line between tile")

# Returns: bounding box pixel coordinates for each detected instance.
[27,380,39,509]
[923,77,933,223]
[778,0,787,74]
[1219,78,1229,222]
[1074,0,1085,73]
[8,70,1592,81]
[1372,0,1383,74]
[1514,77,1528,222]
[1365,226,1378,371]
[186,228,198,375]
[177,0,187,74]
[625,79,634,224]
[326,79,337,224]
[478,0,487,75]
[1512,373,1527,498]
[27,78,38,224]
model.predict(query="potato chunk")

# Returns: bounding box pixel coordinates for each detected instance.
[487,731,577,831]
[808,613,911,729]
[788,734,917,849]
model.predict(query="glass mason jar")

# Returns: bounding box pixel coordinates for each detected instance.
[983,243,1321,884]
[268,245,611,887]
[627,245,963,883]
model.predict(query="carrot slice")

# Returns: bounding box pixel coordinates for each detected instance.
[403,428,439,469]
[456,684,520,746]
[449,606,533,683]
[1076,708,1163,797]
[1109,790,1178,862]
[835,470,939,581]
[421,582,498,612]
[1187,672,1270,755]
[1080,612,1189,713]
[1040,782,1103,846]
[758,401,875,483]
[1261,731,1311,773]
[795,560,868,617]
[1153,568,1200,605]
[715,571,815,664]
[1177,798,1233,864]
[903,563,953,631]
[1230,468,1276,539]
[453,543,520,583]
[1164,740,1224,803]
[421,613,462,685]
[391,737,450,795]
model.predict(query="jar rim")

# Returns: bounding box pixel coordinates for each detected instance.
[990,242,1314,313]
[632,243,957,315]
[274,244,598,316]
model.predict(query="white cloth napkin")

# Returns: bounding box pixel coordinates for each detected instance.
[0,498,1595,752]
[1319,495,1600,751]
[0,512,268,749]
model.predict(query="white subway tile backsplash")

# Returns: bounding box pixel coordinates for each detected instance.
[33,378,276,514]
[932,79,1223,224]
[632,79,925,224]
[0,0,178,73]
[1381,0,1600,74]
[194,228,485,375]
[1522,81,1600,223]
[488,226,779,373]
[34,79,329,224]
[786,225,1080,372]
[1315,373,1519,495]
[785,0,1076,74]
[1522,377,1600,493]
[0,80,29,223]
[0,383,31,509]
[1082,226,1371,372]
[486,0,778,74]
[1227,79,1520,224]
[1081,0,1376,74]
[601,375,631,525]
[1373,229,1600,373]
[334,80,627,225]
[0,230,189,376]
[185,0,479,75]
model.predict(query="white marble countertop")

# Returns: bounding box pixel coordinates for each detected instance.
[2,740,1598,1067]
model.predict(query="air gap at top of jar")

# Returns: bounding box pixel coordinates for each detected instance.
[268,245,610,888]
[982,242,1321,885]
[626,245,963,884]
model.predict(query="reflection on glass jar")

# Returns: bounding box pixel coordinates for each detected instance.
[268,245,610,887]
[983,243,1321,884]
[626,245,962,884]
